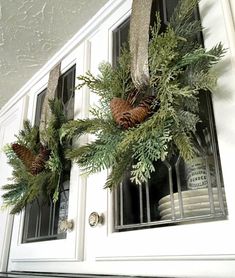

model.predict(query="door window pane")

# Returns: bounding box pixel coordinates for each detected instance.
[22,65,76,243]
[113,0,227,232]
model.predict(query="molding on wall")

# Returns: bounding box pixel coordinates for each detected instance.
[96,254,235,262]
[220,0,235,70]
[0,99,26,272]
[0,213,14,272]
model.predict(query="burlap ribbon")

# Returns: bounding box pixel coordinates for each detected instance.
[130,0,153,90]
[39,63,61,136]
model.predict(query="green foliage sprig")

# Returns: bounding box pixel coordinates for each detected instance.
[2,98,69,214]
[61,0,225,189]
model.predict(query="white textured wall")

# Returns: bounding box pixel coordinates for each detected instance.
[0,0,109,109]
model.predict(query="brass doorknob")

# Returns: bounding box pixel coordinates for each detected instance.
[58,219,74,232]
[88,212,104,227]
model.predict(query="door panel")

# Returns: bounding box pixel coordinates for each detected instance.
[85,0,235,263]
[0,98,27,271]
[7,47,85,268]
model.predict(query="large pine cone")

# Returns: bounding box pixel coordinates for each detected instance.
[30,145,50,175]
[12,143,36,170]
[110,98,132,126]
[119,106,149,129]
[110,96,156,129]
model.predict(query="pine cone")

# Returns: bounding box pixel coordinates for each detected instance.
[12,143,36,170]
[110,98,132,125]
[119,96,156,129]
[30,145,50,175]
[110,96,158,129]
[119,106,149,128]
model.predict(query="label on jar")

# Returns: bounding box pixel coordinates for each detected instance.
[186,156,216,190]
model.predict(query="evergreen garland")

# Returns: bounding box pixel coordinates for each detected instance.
[2,98,69,214]
[61,0,225,189]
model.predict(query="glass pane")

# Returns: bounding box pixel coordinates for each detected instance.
[22,65,75,243]
[57,66,75,120]
[24,202,38,239]
[112,18,130,67]
[57,180,70,235]
[34,89,46,127]
[39,199,51,237]
[113,0,227,232]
